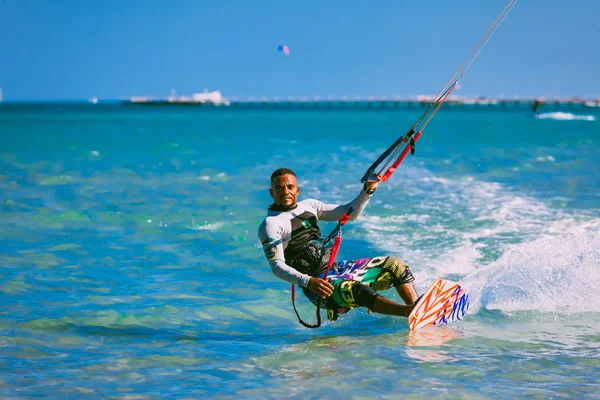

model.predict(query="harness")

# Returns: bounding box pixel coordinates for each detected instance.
[291,209,352,328]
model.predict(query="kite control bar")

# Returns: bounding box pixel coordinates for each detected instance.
[379,131,422,182]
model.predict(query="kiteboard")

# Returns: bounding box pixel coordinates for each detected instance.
[408,279,469,331]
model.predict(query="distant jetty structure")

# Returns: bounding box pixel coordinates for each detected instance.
[224,95,600,110]
[123,91,599,110]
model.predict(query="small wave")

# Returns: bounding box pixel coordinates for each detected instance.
[535,155,555,162]
[535,112,595,121]
[189,221,224,230]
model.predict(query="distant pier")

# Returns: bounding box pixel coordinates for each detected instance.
[124,95,600,110]
[225,97,600,110]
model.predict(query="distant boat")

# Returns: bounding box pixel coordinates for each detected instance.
[123,90,230,106]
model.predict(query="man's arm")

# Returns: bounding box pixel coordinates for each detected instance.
[317,181,379,222]
[258,222,311,287]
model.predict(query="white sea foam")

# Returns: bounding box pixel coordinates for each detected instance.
[425,243,483,275]
[535,112,596,121]
[462,230,600,315]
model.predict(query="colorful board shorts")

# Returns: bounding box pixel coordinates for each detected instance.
[303,256,415,321]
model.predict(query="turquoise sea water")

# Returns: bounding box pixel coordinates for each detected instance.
[1,104,599,398]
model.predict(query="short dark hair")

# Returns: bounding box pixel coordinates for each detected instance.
[270,168,296,183]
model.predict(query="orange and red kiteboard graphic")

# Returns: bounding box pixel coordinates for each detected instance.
[408,279,470,331]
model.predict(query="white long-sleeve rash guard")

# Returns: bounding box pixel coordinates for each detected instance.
[258,189,373,288]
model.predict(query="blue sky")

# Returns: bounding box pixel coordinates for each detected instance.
[0,0,598,101]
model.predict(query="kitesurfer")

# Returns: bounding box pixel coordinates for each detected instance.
[258,168,419,322]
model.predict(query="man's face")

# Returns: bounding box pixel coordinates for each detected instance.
[270,174,300,207]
